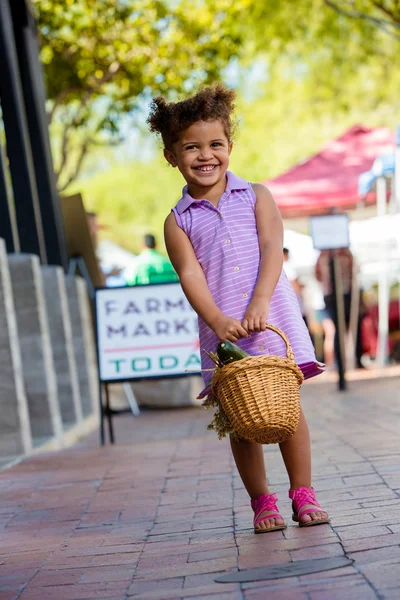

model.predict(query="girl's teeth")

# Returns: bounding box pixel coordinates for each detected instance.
[198,166,215,171]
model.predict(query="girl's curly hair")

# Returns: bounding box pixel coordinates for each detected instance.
[147,83,236,150]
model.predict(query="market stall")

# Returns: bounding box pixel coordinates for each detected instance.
[263,125,399,370]
[264,125,395,217]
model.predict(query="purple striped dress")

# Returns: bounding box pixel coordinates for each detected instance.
[172,171,324,394]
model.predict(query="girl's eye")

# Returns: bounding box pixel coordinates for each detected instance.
[185,145,197,150]
[211,142,222,147]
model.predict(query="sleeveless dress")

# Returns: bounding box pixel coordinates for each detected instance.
[172,171,324,396]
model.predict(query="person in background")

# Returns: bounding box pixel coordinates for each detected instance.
[127,234,179,285]
[283,248,308,328]
[311,282,336,368]
[315,248,363,368]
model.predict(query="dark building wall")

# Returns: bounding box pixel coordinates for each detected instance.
[0,0,67,268]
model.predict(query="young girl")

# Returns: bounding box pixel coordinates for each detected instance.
[148,84,329,533]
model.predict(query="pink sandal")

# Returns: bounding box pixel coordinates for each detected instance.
[289,487,330,527]
[251,493,287,534]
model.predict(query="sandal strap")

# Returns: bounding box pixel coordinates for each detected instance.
[254,511,282,528]
[251,493,283,527]
[289,486,324,518]
[296,506,323,519]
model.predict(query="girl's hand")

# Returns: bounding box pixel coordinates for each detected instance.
[242,297,270,333]
[210,314,249,342]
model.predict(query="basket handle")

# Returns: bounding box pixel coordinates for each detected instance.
[265,324,295,362]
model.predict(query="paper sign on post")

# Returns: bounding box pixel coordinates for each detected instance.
[95,284,201,382]
[309,214,350,250]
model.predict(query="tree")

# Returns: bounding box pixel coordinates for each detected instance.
[238,0,398,151]
[33,0,248,190]
[35,0,399,191]
[231,55,400,183]
[324,1,400,40]
[72,25,400,253]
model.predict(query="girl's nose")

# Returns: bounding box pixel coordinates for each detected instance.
[199,150,213,160]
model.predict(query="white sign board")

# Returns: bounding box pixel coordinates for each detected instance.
[95,284,201,382]
[309,214,350,250]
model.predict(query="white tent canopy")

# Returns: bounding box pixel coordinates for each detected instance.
[283,229,319,273]
[284,215,400,286]
[349,214,400,286]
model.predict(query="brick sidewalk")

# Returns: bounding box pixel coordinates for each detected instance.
[0,373,400,600]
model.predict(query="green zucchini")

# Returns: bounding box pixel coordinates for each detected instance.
[217,341,249,365]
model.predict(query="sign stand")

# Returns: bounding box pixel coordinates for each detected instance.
[104,383,114,444]
[98,381,111,445]
[310,214,350,392]
[99,382,140,445]
[123,383,141,417]
[94,282,201,445]
[68,255,140,443]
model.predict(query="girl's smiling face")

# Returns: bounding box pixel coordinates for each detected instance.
[164,120,232,195]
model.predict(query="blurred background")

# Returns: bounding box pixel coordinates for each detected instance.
[37,1,400,246]
[0,0,399,458]
[34,0,400,369]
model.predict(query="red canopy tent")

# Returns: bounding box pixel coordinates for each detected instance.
[263,125,395,218]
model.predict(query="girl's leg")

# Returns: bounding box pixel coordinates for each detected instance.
[230,437,285,531]
[279,408,328,524]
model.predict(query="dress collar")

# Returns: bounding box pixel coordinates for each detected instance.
[175,171,249,215]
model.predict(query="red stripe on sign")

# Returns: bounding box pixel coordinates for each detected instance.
[104,342,197,353]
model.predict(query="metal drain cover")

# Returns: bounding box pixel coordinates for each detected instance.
[215,556,354,583]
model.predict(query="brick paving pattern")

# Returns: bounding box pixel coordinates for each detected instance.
[0,371,399,599]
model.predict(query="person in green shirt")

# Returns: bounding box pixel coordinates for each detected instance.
[127,234,179,285]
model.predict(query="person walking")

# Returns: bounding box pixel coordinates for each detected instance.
[126,233,178,285]
[315,248,364,368]
[148,84,329,533]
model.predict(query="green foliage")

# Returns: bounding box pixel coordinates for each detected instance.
[35,0,246,104]
[231,50,400,182]
[323,1,400,40]
[68,156,183,254]
[33,0,250,189]
[35,0,400,190]
[72,40,400,253]
[38,0,400,251]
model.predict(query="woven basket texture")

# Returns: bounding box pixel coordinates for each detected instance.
[212,324,304,444]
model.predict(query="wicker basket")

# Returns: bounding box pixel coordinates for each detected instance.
[211,324,304,444]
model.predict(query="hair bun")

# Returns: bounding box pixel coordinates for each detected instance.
[212,83,235,110]
[148,97,168,133]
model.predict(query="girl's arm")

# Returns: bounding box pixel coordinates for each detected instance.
[164,213,248,342]
[242,184,284,333]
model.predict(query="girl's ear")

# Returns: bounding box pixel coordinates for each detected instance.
[164,148,177,167]
[228,143,233,155]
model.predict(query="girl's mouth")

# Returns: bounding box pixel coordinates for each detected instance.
[193,165,219,173]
